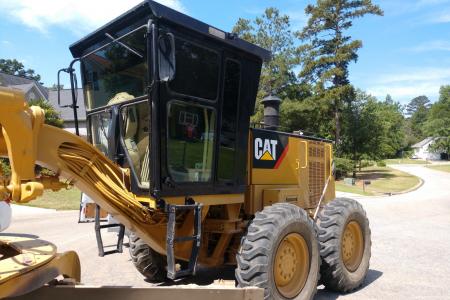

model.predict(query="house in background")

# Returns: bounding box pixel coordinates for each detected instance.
[48,89,87,136]
[0,71,48,101]
[0,72,87,137]
[412,137,442,160]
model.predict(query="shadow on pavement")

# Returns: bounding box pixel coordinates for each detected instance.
[314,269,383,299]
[155,265,236,286]
[0,233,40,239]
[153,266,383,297]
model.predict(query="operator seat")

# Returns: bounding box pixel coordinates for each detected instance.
[108,92,150,186]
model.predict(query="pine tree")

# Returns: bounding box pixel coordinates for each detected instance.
[233,8,301,122]
[405,95,431,116]
[298,0,383,146]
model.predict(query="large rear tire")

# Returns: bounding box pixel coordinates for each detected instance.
[129,233,166,282]
[236,203,320,300]
[317,198,371,292]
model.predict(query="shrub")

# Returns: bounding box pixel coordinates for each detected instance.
[360,160,374,168]
[334,157,354,179]
[0,159,55,180]
[377,160,387,167]
[0,158,11,179]
[28,98,64,128]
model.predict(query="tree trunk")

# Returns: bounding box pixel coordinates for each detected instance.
[335,102,340,145]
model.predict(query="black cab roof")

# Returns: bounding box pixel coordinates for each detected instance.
[69,0,271,62]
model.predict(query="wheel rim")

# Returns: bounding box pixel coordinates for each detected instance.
[274,233,310,298]
[342,221,364,272]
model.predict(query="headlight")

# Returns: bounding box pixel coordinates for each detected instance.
[0,201,11,232]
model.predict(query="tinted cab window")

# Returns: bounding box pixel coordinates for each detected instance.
[82,27,148,110]
[169,38,220,100]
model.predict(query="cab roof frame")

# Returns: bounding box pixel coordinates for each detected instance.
[69,0,271,62]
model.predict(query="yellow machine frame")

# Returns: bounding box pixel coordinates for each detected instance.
[0,88,335,289]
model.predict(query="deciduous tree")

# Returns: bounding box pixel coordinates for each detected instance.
[425,86,450,158]
[0,58,41,82]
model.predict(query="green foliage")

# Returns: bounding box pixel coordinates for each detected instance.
[405,95,431,141]
[233,8,304,122]
[360,160,374,168]
[0,159,10,178]
[298,0,383,145]
[0,99,63,180]
[405,95,431,116]
[28,98,64,128]
[340,90,405,162]
[50,84,64,91]
[279,98,328,136]
[0,58,41,82]
[334,157,353,179]
[377,160,387,167]
[231,2,414,164]
[425,86,450,156]
[385,94,394,104]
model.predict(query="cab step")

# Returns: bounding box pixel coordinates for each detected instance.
[166,203,203,280]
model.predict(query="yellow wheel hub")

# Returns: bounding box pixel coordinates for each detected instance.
[342,221,364,272]
[274,233,309,298]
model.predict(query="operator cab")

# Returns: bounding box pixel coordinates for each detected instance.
[69,0,270,198]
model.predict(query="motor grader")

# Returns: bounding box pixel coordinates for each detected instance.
[0,1,371,299]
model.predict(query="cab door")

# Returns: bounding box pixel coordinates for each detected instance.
[158,31,222,196]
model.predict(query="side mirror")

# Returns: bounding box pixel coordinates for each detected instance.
[158,33,176,81]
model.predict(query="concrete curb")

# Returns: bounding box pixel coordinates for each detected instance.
[337,172,425,199]
[384,177,425,196]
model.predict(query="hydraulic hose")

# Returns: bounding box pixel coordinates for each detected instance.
[58,142,154,224]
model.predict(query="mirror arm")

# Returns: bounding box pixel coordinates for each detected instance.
[68,58,81,136]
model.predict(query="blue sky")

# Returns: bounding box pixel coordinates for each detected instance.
[1,0,450,104]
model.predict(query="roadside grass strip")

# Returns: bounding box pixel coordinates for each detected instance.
[336,166,421,196]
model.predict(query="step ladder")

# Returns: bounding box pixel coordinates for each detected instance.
[94,205,125,257]
[166,203,203,280]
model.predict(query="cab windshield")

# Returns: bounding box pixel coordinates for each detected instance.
[81,27,148,110]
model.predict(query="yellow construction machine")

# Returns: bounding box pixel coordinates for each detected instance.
[0,1,371,299]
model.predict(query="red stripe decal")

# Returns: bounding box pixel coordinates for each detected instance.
[274,144,289,169]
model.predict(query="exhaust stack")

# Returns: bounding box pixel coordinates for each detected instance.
[262,94,282,131]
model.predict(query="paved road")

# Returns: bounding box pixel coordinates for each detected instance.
[3,165,450,298]
[317,165,450,300]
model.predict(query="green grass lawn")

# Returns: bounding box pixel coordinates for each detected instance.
[335,181,374,196]
[336,166,421,196]
[385,158,430,165]
[427,164,450,173]
[20,188,81,210]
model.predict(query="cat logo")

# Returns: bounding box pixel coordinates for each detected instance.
[252,130,288,169]
[254,138,278,161]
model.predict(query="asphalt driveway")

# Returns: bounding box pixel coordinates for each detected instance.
[316,165,450,299]
[3,165,450,299]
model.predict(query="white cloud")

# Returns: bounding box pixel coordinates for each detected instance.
[430,11,450,23]
[415,0,450,7]
[0,0,186,35]
[367,83,441,100]
[409,40,450,52]
[365,67,450,102]
[1,40,11,45]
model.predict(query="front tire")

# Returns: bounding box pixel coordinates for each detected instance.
[317,198,371,292]
[236,203,320,300]
[129,233,166,282]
